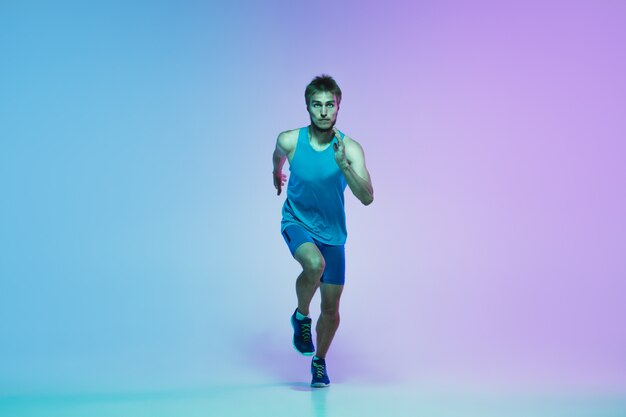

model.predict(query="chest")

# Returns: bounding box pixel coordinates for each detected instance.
[290,145,341,183]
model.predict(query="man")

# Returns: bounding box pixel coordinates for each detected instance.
[272,75,374,388]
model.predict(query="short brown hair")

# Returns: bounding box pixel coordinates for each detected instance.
[305,74,342,106]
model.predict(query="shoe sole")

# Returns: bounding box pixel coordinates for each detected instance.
[311,382,330,388]
[292,339,315,356]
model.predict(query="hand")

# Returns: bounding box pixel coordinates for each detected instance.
[333,128,349,170]
[273,170,287,195]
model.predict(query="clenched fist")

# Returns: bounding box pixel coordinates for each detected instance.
[333,128,349,170]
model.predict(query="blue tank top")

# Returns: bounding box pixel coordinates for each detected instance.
[281,126,348,245]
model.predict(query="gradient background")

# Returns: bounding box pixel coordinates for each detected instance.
[1,0,625,413]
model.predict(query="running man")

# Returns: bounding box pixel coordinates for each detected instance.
[272,75,374,387]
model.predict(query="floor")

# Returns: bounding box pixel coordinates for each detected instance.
[2,380,625,417]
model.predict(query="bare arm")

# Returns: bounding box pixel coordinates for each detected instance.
[333,130,374,206]
[272,131,295,195]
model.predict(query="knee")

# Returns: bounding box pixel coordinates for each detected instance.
[303,255,325,278]
[321,304,340,319]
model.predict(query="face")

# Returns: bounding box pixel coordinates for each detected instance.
[307,91,339,132]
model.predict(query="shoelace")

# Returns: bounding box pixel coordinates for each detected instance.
[301,322,312,342]
[313,362,326,378]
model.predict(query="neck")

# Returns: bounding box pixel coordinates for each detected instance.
[309,124,334,145]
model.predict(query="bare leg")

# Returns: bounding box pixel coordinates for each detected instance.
[294,243,325,316]
[315,283,343,358]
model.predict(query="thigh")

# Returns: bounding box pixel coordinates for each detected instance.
[282,224,315,257]
[282,225,325,270]
[294,242,325,272]
[318,244,345,285]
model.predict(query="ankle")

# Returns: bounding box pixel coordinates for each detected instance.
[296,309,310,320]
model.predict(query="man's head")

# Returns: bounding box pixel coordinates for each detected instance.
[305,75,342,132]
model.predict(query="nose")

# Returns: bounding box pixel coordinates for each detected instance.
[321,106,327,116]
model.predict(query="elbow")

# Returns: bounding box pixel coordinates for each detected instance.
[362,194,374,206]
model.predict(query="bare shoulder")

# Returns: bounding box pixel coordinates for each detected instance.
[276,128,299,153]
[342,135,365,155]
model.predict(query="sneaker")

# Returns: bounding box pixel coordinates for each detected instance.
[311,357,330,388]
[291,309,315,356]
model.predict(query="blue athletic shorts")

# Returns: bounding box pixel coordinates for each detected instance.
[281,224,346,285]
